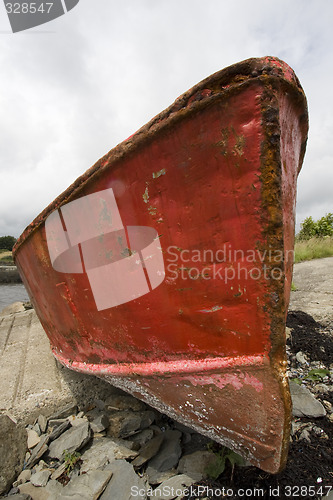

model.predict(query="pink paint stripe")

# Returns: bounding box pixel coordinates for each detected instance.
[53,350,267,376]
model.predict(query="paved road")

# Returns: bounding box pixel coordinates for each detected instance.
[0,257,332,423]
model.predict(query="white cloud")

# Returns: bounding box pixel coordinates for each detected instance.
[0,0,332,237]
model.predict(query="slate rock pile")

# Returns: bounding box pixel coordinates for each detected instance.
[1,395,220,500]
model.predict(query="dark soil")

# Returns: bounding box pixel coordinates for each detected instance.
[287,310,332,365]
[184,311,333,500]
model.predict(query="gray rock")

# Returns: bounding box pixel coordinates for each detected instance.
[48,420,71,441]
[295,351,308,365]
[177,450,218,481]
[5,494,32,500]
[151,474,195,500]
[48,421,92,460]
[132,434,164,467]
[68,416,89,427]
[15,469,32,486]
[80,437,138,473]
[313,383,330,393]
[289,380,326,417]
[27,429,40,449]
[19,479,63,500]
[49,404,78,420]
[94,399,106,411]
[30,470,51,487]
[99,460,148,499]
[145,467,178,485]
[148,431,182,472]
[173,422,194,434]
[25,435,49,469]
[105,394,146,412]
[90,413,109,433]
[48,469,112,500]
[107,411,155,438]
[32,423,41,436]
[0,415,27,495]
[130,429,154,446]
[50,462,67,480]
[299,428,311,442]
[37,415,48,434]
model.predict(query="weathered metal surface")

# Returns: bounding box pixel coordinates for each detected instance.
[13,56,308,473]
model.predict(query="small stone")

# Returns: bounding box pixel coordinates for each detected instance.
[107,410,155,438]
[6,494,32,499]
[16,469,32,486]
[50,462,67,480]
[30,470,51,487]
[322,400,332,412]
[53,469,112,500]
[80,437,138,473]
[68,416,89,427]
[25,435,49,469]
[32,423,41,436]
[7,486,20,495]
[34,460,48,473]
[132,434,164,467]
[48,418,68,429]
[105,394,146,412]
[130,428,154,446]
[145,466,178,485]
[49,404,78,420]
[111,437,140,451]
[313,383,330,393]
[37,415,48,434]
[99,460,147,499]
[90,414,109,433]
[173,422,194,434]
[177,450,218,481]
[299,428,311,442]
[27,429,40,449]
[289,380,326,418]
[48,421,92,460]
[94,399,106,411]
[48,420,71,441]
[152,474,195,500]
[296,351,308,365]
[19,479,63,500]
[148,430,182,472]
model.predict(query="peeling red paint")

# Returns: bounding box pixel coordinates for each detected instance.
[13,57,308,473]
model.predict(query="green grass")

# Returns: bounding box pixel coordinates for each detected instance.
[0,250,14,265]
[294,237,333,263]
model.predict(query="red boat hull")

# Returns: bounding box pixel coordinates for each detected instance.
[14,57,308,473]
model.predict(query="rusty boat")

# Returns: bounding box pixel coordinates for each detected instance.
[13,57,308,473]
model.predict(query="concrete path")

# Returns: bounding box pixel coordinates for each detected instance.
[0,308,117,424]
[0,257,332,423]
[289,256,333,325]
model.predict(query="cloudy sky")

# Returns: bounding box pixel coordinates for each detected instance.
[0,0,332,238]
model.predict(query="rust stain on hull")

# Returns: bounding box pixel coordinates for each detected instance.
[13,56,308,473]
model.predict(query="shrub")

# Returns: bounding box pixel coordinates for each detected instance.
[0,236,17,251]
[297,213,333,241]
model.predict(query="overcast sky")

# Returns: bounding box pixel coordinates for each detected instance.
[0,0,332,238]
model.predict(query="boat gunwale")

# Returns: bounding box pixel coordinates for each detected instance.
[13,56,308,259]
